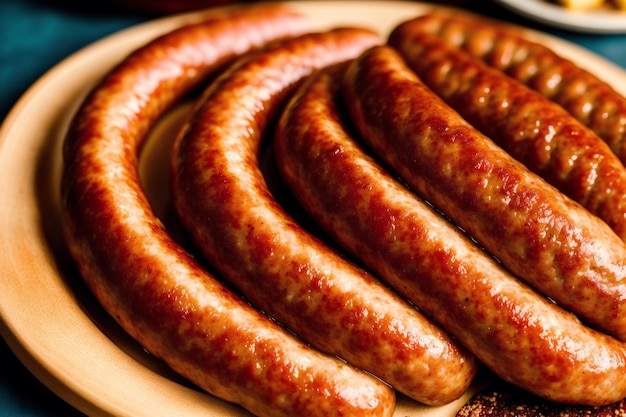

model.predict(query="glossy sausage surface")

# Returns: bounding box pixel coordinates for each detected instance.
[170,27,477,406]
[275,53,626,405]
[274,59,626,406]
[388,26,626,241]
[61,7,395,417]
[342,45,626,343]
[395,12,626,167]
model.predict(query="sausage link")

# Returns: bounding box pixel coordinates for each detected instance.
[343,45,626,343]
[394,12,626,167]
[171,28,477,406]
[61,7,395,417]
[273,56,626,407]
[388,27,626,241]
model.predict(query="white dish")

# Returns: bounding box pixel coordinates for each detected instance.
[494,0,626,33]
[1,2,626,416]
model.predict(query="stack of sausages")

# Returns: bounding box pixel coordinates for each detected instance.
[59,4,626,417]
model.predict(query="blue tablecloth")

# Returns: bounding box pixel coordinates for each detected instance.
[1,0,625,415]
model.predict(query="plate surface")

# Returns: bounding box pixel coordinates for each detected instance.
[1,1,626,416]
[494,0,626,33]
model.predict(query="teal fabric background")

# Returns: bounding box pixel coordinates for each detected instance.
[1,0,625,415]
[0,0,146,121]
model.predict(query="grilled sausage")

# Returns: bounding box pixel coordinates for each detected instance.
[61,7,395,417]
[342,45,626,343]
[170,28,477,406]
[391,12,626,167]
[274,58,626,407]
[387,27,626,241]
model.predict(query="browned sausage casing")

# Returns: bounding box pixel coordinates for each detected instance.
[170,27,477,406]
[397,12,626,167]
[388,26,626,241]
[274,59,626,406]
[61,7,395,417]
[343,45,626,343]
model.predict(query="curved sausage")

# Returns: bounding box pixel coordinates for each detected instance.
[61,7,395,417]
[170,28,477,406]
[274,56,626,407]
[387,27,626,241]
[342,45,626,343]
[392,12,626,167]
